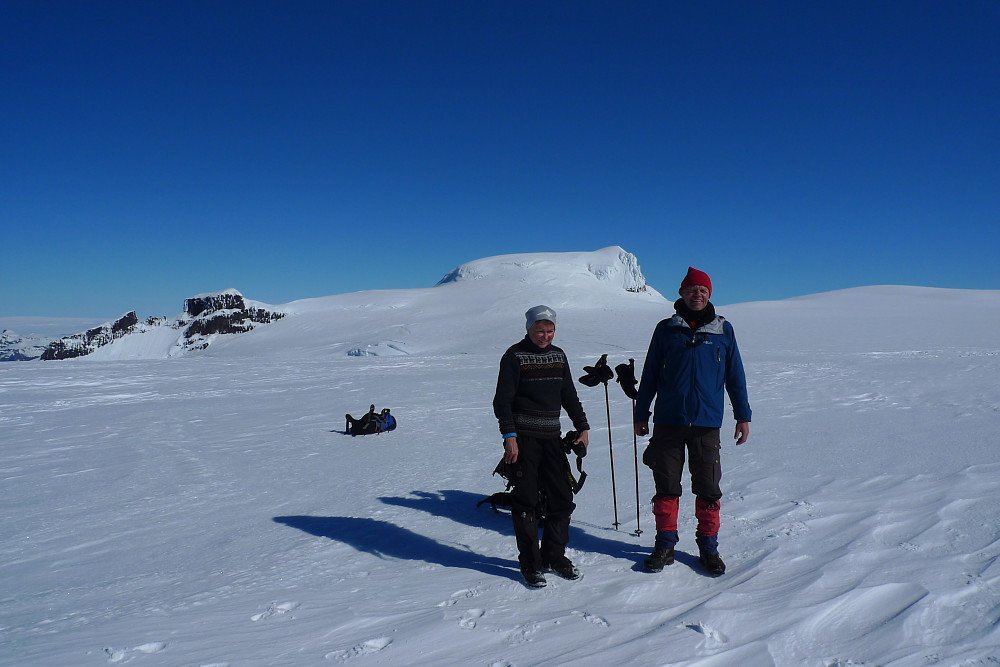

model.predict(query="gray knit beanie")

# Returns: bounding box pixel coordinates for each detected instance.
[525,305,557,331]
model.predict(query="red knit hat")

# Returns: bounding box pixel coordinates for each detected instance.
[679,267,712,297]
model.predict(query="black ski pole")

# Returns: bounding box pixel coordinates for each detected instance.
[631,399,641,536]
[603,381,620,529]
[628,361,642,536]
[616,359,641,536]
[580,354,619,529]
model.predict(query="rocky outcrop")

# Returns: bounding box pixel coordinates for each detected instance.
[40,312,140,360]
[178,290,285,351]
[30,290,286,360]
[183,291,249,318]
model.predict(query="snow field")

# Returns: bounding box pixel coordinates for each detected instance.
[3,256,1000,665]
[3,334,1000,665]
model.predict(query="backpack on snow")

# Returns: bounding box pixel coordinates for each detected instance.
[345,404,397,436]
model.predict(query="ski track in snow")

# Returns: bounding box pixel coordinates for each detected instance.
[3,282,1000,666]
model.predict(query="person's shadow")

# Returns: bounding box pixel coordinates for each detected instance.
[378,489,649,565]
[273,515,520,581]
[275,489,651,581]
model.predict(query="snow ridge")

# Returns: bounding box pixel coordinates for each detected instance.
[437,246,650,294]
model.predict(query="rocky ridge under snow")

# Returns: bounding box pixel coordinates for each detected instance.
[8,246,656,361]
[20,290,286,361]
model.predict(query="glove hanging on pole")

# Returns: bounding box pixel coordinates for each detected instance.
[579,353,614,387]
[616,358,642,536]
[614,359,637,399]
[579,353,620,529]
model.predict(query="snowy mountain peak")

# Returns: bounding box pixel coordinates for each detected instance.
[436,246,651,294]
[0,329,52,361]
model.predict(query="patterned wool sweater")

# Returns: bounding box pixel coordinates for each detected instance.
[493,337,590,438]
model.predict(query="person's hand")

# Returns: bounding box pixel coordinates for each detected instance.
[574,430,589,451]
[734,421,749,445]
[503,436,519,463]
[634,422,649,437]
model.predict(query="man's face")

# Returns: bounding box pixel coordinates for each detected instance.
[681,285,710,311]
[528,321,555,348]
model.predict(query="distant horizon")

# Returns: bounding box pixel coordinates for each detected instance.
[6,242,999,358]
[4,271,997,340]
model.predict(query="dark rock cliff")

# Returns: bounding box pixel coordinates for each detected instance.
[33,290,285,360]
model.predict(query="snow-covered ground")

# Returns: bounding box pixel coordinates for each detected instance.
[3,249,999,666]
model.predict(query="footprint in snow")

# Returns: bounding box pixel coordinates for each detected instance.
[683,621,729,649]
[104,642,167,663]
[324,637,392,661]
[251,601,300,621]
[104,648,127,664]
[437,587,480,607]
[572,610,610,627]
[459,608,485,629]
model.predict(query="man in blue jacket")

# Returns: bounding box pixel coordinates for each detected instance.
[634,267,751,575]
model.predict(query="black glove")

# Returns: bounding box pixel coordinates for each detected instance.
[615,359,638,400]
[561,430,587,458]
[579,354,614,387]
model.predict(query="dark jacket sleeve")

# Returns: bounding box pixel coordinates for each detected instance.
[724,321,752,422]
[634,320,666,422]
[560,360,590,432]
[492,348,519,435]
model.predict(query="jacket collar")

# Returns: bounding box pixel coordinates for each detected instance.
[669,313,725,334]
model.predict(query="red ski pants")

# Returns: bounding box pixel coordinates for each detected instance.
[644,424,723,536]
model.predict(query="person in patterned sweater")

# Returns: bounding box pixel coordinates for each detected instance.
[493,305,590,588]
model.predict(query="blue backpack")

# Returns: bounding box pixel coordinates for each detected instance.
[346,404,397,436]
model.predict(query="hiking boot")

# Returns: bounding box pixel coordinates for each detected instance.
[520,566,547,588]
[699,551,726,576]
[543,556,581,580]
[643,547,675,572]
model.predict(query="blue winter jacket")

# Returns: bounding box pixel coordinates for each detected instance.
[634,314,752,428]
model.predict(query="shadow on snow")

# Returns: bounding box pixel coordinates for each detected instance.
[378,489,649,565]
[273,514,520,581]
[274,489,651,582]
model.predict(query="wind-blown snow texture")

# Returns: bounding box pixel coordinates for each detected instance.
[3,247,999,666]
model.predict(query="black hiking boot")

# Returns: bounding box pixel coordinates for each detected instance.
[520,566,547,588]
[699,551,726,576]
[543,556,581,580]
[643,547,675,572]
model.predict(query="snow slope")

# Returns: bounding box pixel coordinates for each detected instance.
[2,248,999,666]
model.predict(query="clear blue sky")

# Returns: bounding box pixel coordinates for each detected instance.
[3,1,998,319]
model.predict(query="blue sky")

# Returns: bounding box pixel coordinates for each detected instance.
[3,1,998,320]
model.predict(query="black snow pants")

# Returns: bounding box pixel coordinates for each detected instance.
[507,435,575,570]
[642,424,722,501]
